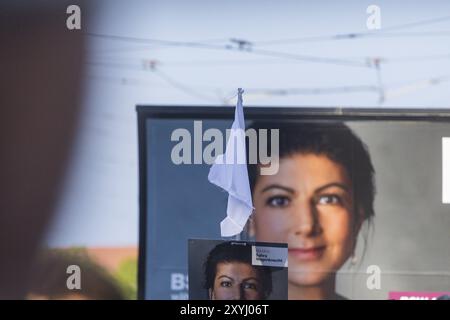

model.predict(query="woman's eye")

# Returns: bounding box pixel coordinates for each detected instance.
[242,282,257,290]
[317,195,342,205]
[220,281,232,288]
[266,196,290,207]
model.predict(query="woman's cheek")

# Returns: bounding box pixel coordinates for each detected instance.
[322,209,354,249]
[255,208,289,243]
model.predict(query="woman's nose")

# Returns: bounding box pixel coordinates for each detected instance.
[239,286,246,300]
[292,200,320,236]
[225,286,243,300]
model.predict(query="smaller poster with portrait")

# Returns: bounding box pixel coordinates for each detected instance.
[188,239,288,300]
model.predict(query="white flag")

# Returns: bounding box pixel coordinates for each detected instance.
[208,88,254,237]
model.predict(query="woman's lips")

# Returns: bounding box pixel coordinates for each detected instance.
[289,246,326,261]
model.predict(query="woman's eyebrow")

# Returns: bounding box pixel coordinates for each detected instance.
[242,277,259,283]
[217,275,234,281]
[314,182,350,194]
[261,184,295,194]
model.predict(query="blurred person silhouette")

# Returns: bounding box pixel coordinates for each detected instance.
[0,0,85,298]
[27,249,124,300]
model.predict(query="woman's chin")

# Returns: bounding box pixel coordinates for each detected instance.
[288,265,333,287]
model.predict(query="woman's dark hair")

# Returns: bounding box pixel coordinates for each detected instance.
[247,121,376,224]
[203,242,272,299]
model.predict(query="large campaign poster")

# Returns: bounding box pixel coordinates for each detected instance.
[138,107,450,300]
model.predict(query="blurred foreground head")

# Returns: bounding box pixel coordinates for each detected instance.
[0,0,85,298]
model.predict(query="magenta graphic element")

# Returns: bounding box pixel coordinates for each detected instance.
[389,291,450,300]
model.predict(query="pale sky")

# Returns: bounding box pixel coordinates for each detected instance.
[47,0,450,246]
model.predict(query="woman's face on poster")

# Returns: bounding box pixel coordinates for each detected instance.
[251,153,358,287]
[209,262,263,300]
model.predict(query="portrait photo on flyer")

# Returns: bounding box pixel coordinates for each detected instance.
[188,239,288,300]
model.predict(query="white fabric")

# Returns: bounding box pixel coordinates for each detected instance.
[208,88,254,237]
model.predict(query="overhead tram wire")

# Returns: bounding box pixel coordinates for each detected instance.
[245,86,380,95]
[85,58,374,94]
[84,29,450,69]
[86,56,450,104]
[84,15,450,104]
[252,15,450,46]
[85,56,450,104]
[253,31,450,46]
[88,37,233,56]
[86,50,450,69]
[152,68,219,102]
[379,15,450,32]
[84,32,369,68]
[85,57,382,98]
